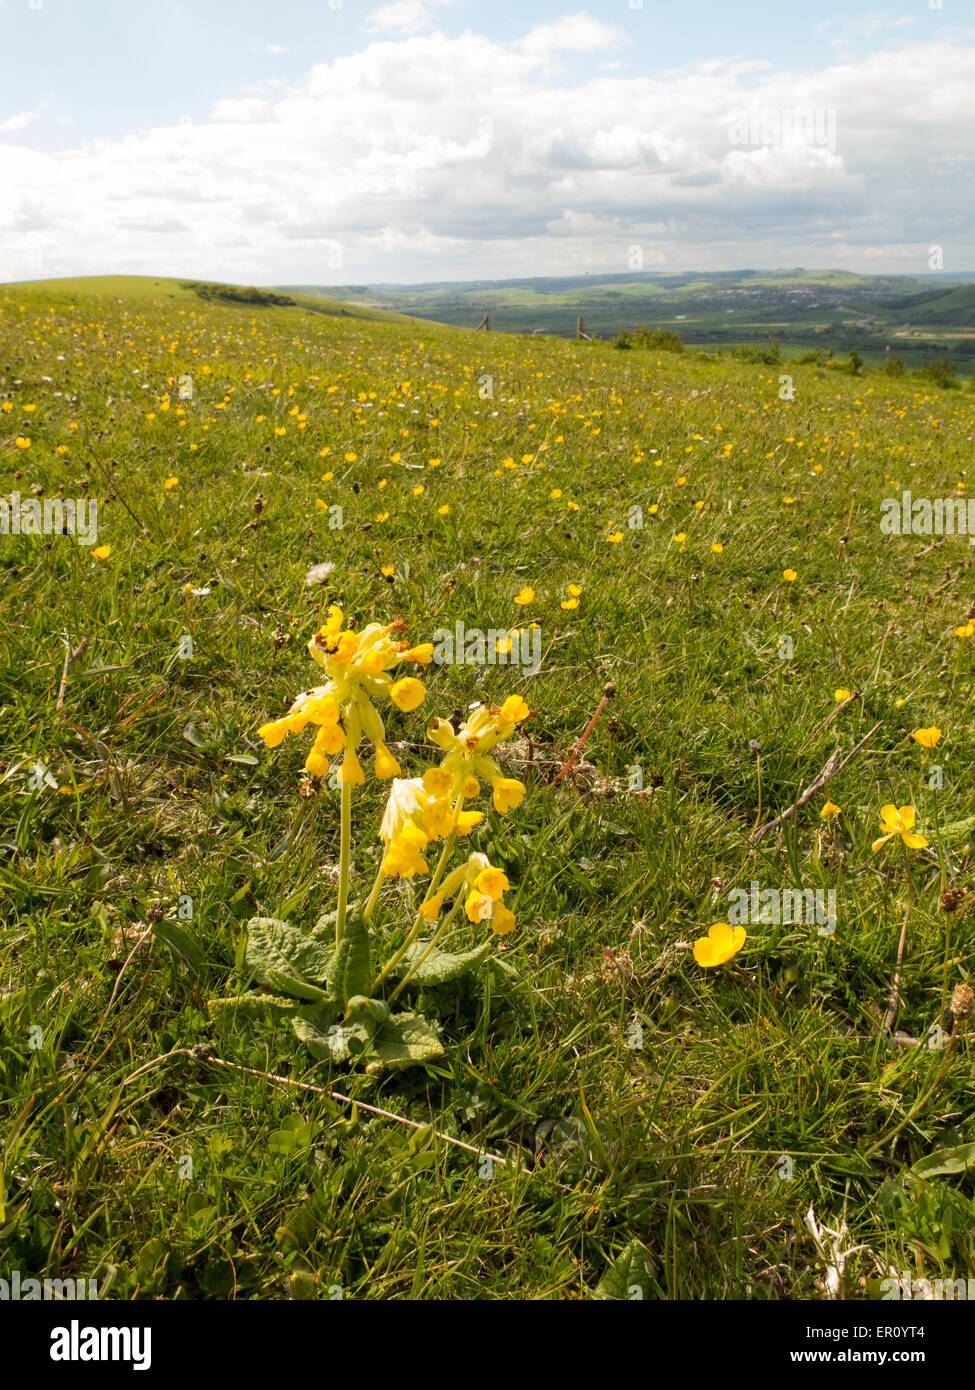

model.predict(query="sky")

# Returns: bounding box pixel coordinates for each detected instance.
[0,0,973,284]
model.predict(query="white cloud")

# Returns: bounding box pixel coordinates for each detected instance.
[0,25,973,282]
[364,0,451,37]
[0,111,38,134]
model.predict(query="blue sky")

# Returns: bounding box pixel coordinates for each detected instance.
[1,0,973,282]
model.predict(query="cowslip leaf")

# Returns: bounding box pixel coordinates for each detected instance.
[245,916,332,988]
[326,907,371,1008]
[387,939,493,986]
[365,1011,444,1074]
[593,1239,655,1301]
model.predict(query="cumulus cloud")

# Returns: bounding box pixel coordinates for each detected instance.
[0,20,972,283]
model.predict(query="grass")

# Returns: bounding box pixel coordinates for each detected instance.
[1,274,975,1300]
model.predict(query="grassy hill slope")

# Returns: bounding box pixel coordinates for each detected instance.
[2,276,975,1301]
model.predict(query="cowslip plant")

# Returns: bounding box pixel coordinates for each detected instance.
[208,607,531,1073]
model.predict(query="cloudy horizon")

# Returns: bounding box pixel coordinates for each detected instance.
[1,0,973,285]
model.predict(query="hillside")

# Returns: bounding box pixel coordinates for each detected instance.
[2,276,975,1303]
[284,269,975,368]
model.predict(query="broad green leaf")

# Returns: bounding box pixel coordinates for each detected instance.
[245,916,332,987]
[313,909,338,939]
[366,1011,444,1074]
[937,816,975,845]
[292,1000,375,1063]
[593,1239,655,1301]
[267,969,327,1002]
[326,907,371,1007]
[207,992,298,1024]
[911,1143,975,1178]
[388,939,493,986]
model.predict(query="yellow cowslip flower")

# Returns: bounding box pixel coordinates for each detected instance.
[491,777,526,813]
[418,894,443,923]
[820,800,842,819]
[871,804,928,853]
[490,903,516,936]
[380,778,432,842]
[339,745,365,786]
[911,727,942,749]
[381,824,429,878]
[421,767,452,797]
[258,606,429,782]
[403,643,433,666]
[465,890,493,923]
[693,922,746,968]
[390,677,425,711]
[375,744,401,779]
[475,866,510,900]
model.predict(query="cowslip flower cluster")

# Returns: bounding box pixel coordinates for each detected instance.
[425,696,531,811]
[257,605,432,783]
[376,696,532,936]
[423,851,516,936]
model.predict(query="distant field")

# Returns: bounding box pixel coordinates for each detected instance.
[284,269,975,372]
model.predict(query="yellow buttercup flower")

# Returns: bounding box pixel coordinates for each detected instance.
[514,587,534,605]
[911,727,942,750]
[92,544,111,560]
[820,800,842,819]
[834,688,851,702]
[871,804,928,853]
[783,569,798,583]
[693,922,746,968]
